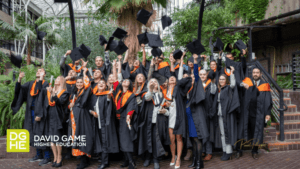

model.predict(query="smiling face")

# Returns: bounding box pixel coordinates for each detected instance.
[93,69,102,79]
[210,61,217,70]
[133,60,140,67]
[252,68,261,81]
[95,57,104,67]
[97,80,106,91]
[226,53,234,60]
[169,76,176,84]
[36,68,45,78]
[136,73,145,84]
[219,75,227,87]
[199,69,207,82]
[76,79,84,90]
[68,70,77,77]
[150,79,159,90]
[54,76,61,85]
[122,79,130,88]
[108,74,115,84]
[188,61,194,68]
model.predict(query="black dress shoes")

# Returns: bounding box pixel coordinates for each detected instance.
[98,164,109,169]
[143,159,151,167]
[120,160,129,168]
[235,151,243,159]
[252,153,259,160]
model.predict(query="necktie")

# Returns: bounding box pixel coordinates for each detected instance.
[255,81,258,87]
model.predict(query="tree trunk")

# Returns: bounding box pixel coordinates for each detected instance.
[27,39,31,65]
[117,0,156,64]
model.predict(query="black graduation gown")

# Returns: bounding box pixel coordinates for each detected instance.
[69,87,94,155]
[187,78,210,144]
[157,62,171,78]
[113,84,138,152]
[204,82,217,143]
[172,77,192,139]
[37,89,69,143]
[11,80,49,147]
[61,64,90,78]
[88,93,119,154]
[212,85,240,148]
[238,80,272,144]
[137,92,170,157]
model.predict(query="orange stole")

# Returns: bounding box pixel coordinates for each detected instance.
[204,79,211,90]
[131,66,139,74]
[95,90,110,96]
[257,83,271,92]
[66,80,76,85]
[30,80,45,97]
[224,68,231,76]
[242,77,253,87]
[133,83,145,96]
[68,63,82,73]
[47,90,65,106]
[158,62,170,70]
[114,90,133,110]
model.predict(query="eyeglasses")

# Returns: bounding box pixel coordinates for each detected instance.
[219,79,226,81]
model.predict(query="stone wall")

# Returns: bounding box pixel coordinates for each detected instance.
[0,10,12,26]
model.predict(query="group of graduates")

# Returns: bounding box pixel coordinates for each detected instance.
[10,33,273,169]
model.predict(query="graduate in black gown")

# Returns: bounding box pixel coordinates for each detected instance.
[11,68,51,166]
[166,54,192,168]
[68,68,94,169]
[92,45,111,80]
[186,54,210,169]
[236,67,272,160]
[87,79,119,169]
[154,53,171,78]
[37,76,69,167]
[111,59,138,169]
[137,58,170,169]
[210,69,240,161]
[64,69,77,159]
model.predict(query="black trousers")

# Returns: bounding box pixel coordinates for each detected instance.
[237,116,258,154]
[145,123,159,163]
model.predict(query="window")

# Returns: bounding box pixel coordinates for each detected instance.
[0,0,12,15]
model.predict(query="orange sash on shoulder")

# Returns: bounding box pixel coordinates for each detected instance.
[257,83,271,92]
[158,62,170,70]
[68,63,82,73]
[47,89,66,106]
[30,80,45,96]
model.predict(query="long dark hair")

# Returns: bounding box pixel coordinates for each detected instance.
[122,79,133,92]
[73,76,84,95]
[217,74,229,92]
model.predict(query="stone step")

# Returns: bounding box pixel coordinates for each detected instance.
[276,130,300,140]
[283,89,290,98]
[267,139,300,151]
[264,127,277,142]
[282,113,300,121]
[271,120,300,130]
[273,103,297,113]
[273,98,291,106]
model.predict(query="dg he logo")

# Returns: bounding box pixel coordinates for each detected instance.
[7,129,30,152]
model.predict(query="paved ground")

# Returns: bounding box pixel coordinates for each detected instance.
[0,149,299,169]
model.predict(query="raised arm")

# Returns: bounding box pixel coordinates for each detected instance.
[147,58,155,80]
[59,50,71,68]
[178,53,184,80]
[123,50,129,64]
[229,66,236,89]
[170,54,175,73]
[141,44,146,67]
[193,54,199,83]
[112,59,117,82]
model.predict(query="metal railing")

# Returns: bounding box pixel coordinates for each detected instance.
[292,51,300,91]
[247,60,288,141]
[276,63,292,74]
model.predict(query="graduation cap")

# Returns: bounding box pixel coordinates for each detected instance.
[99,35,107,46]
[173,49,183,60]
[161,15,172,30]
[136,8,153,25]
[114,40,128,55]
[213,37,224,52]
[186,39,206,55]
[147,33,163,47]
[112,28,128,40]
[224,43,233,53]
[105,37,118,52]
[152,71,167,86]
[151,47,162,57]
[137,30,149,45]
[234,40,247,52]
[79,44,91,59]
[10,52,22,68]
[207,70,216,80]
[35,26,47,41]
